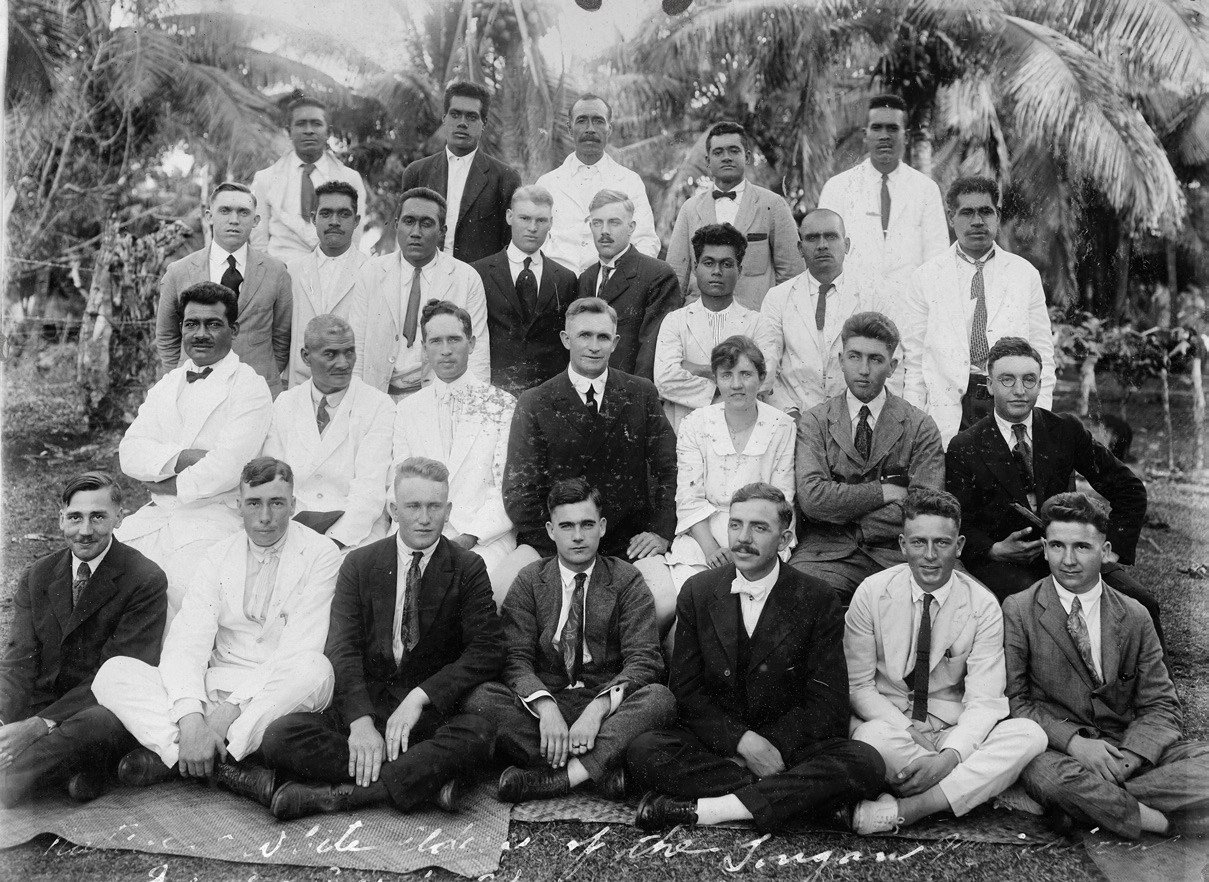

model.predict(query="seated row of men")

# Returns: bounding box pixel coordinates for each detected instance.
[3,460,1205,842]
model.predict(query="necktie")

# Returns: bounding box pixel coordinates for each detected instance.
[185,366,213,384]
[403,266,422,347]
[959,250,993,369]
[220,254,243,297]
[72,562,91,609]
[855,405,872,461]
[815,282,833,332]
[245,547,280,624]
[585,384,598,417]
[562,572,587,684]
[911,593,934,721]
[399,551,423,656]
[301,162,316,218]
[1066,596,1103,687]
[598,264,613,296]
[1011,423,1036,507]
[516,256,538,321]
[712,189,737,200]
[880,173,891,235]
[316,396,330,434]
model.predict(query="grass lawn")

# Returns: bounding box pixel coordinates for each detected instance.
[1,343,1206,882]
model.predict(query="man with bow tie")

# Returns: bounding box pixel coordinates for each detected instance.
[626,483,885,832]
[665,121,804,309]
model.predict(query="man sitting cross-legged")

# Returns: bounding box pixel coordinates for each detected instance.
[626,483,885,832]
[843,487,1045,835]
[93,457,341,808]
[465,479,675,804]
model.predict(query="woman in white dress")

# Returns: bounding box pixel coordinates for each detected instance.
[666,335,796,591]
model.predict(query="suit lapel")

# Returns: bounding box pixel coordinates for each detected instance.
[291,381,323,467]
[589,373,628,454]
[531,256,562,322]
[598,248,638,304]
[706,572,739,674]
[1030,409,1055,497]
[417,539,454,641]
[491,256,527,320]
[180,358,236,443]
[458,153,490,224]
[316,384,353,462]
[446,397,481,477]
[1037,578,1097,690]
[584,559,619,666]
[49,551,74,633]
[978,418,1028,502]
[879,572,915,681]
[263,534,304,625]
[1098,586,1126,685]
[747,568,801,671]
[866,396,907,468]
[240,251,267,317]
[731,185,758,234]
[826,396,862,465]
[693,192,717,228]
[370,540,400,664]
[931,583,970,673]
[430,153,450,198]
[299,255,323,316]
[555,374,601,444]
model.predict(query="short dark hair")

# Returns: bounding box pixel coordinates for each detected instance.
[902,487,962,530]
[946,175,1000,212]
[711,335,766,379]
[397,187,448,226]
[730,482,793,531]
[61,471,123,508]
[286,95,328,125]
[691,222,747,264]
[868,94,907,114]
[444,81,490,118]
[240,456,293,488]
[705,121,749,155]
[208,181,256,209]
[841,311,900,353]
[420,299,473,339]
[180,282,238,326]
[314,180,359,213]
[547,478,603,520]
[986,336,1043,375]
[1041,491,1109,537]
[571,92,612,122]
[566,296,618,328]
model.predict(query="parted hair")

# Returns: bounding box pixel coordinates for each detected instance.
[547,478,604,520]
[566,296,618,328]
[1041,491,1110,537]
[397,187,448,226]
[180,282,238,327]
[986,336,1043,374]
[512,184,554,209]
[946,175,1000,212]
[394,456,450,486]
[444,80,490,118]
[61,471,123,508]
[420,298,473,339]
[241,457,293,487]
[209,181,256,209]
[902,487,962,530]
[314,180,359,213]
[731,482,794,532]
[587,188,633,215]
[841,311,901,353]
[710,335,767,379]
[691,222,747,264]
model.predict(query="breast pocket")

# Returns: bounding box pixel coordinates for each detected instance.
[742,233,771,277]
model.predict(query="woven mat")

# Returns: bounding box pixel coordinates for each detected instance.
[1083,830,1209,882]
[0,778,509,878]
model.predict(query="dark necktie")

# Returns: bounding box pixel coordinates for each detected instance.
[815,282,833,332]
[316,396,330,434]
[712,189,736,200]
[854,404,872,461]
[958,249,993,369]
[1066,596,1103,687]
[880,173,891,235]
[562,572,587,684]
[72,561,91,609]
[516,256,538,321]
[301,162,316,218]
[220,254,243,297]
[1011,423,1036,507]
[911,593,934,721]
[585,384,598,417]
[403,266,422,347]
[598,264,613,296]
[185,366,213,384]
[400,551,423,655]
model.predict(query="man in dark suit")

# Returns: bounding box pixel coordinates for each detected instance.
[259,457,503,820]
[944,337,1163,646]
[1004,492,1209,839]
[503,297,678,633]
[156,181,293,397]
[577,189,683,380]
[473,185,577,397]
[626,483,884,831]
[466,479,675,803]
[402,81,521,265]
[0,472,166,806]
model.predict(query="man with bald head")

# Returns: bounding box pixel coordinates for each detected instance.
[761,209,897,419]
[264,315,395,550]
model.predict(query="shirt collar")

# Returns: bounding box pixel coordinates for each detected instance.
[731,560,779,602]
[433,370,474,397]
[210,242,248,268]
[397,534,439,569]
[600,243,631,270]
[847,387,887,423]
[402,250,440,279]
[310,381,349,410]
[507,242,542,268]
[445,147,477,166]
[866,158,903,181]
[568,364,608,396]
[569,152,611,175]
[71,539,113,578]
[558,559,597,591]
[716,178,747,197]
[247,528,289,562]
[806,270,844,292]
[316,247,353,266]
[956,241,997,264]
[297,151,328,169]
[182,349,240,377]
[910,573,953,610]
[1053,578,1103,613]
[994,409,1033,442]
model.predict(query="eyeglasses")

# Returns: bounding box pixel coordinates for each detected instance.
[993,375,1039,389]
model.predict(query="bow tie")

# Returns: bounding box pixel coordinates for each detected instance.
[730,580,768,602]
[186,367,214,384]
[712,189,737,201]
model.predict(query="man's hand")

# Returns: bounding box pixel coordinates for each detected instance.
[1068,735,1125,784]
[146,476,179,496]
[203,702,241,743]
[174,449,209,473]
[894,750,958,797]
[737,731,785,779]
[1118,748,1147,781]
[177,713,226,778]
[881,483,909,504]
[0,718,48,769]
[536,698,570,768]
[907,722,935,751]
[989,528,1043,564]
[568,696,609,756]
[627,532,669,560]
[347,715,385,787]
[680,358,713,379]
[705,547,733,569]
[385,689,428,762]
[451,534,479,551]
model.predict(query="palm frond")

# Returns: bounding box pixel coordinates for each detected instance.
[100,27,186,110]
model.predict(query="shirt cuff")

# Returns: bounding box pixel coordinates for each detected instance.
[169,699,204,724]
[520,690,555,719]
[595,684,625,717]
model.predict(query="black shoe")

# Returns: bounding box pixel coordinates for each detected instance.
[635,791,698,831]
[497,766,570,803]
[66,770,107,802]
[825,802,854,832]
[598,765,628,801]
[435,778,462,813]
[270,781,357,821]
[213,760,276,807]
[1046,805,1076,836]
[117,747,176,787]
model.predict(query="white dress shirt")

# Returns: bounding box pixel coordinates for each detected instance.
[908,576,952,661]
[431,370,476,457]
[568,365,608,407]
[1052,579,1105,681]
[390,257,441,388]
[443,148,477,256]
[731,560,780,636]
[846,387,887,435]
[70,539,113,587]
[315,249,357,311]
[506,241,544,290]
[595,244,631,296]
[243,531,288,625]
[393,536,438,664]
[712,179,747,227]
[208,243,248,284]
[310,383,348,418]
[955,243,1000,363]
[993,409,1033,451]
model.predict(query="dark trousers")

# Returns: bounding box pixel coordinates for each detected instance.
[626,728,885,832]
[0,705,136,807]
[960,374,994,433]
[260,705,494,812]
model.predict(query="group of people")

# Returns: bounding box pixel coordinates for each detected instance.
[2,85,1206,845]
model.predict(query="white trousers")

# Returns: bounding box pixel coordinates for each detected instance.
[852,716,1046,816]
[93,651,333,766]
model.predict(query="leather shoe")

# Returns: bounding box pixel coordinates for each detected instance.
[826,802,854,832]
[597,765,628,801]
[270,781,357,821]
[635,791,698,831]
[213,760,276,807]
[497,766,570,803]
[67,770,107,802]
[434,778,462,813]
[1046,805,1076,836]
[117,747,176,787]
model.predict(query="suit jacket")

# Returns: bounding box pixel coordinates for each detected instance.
[946,408,1147,568]
[504,369,677,558]
[263,377,395,549]
[845,563,1009,759]
[156,246,293,396]
[795,392,944,566]
[671,563,850,760]
[577,247,684,380]
[250,151,368,262]
[0,540,166,724]
[500,555,664,701]
[285,247,369,388]
[901,243,1056,445]
[325,535,504,724]
[1003,577,1179,762]
[665,183,804,310]
[403,150,521,265]
[473,248,577,397]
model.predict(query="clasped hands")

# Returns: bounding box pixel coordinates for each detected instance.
[891,724,959,796]
[346,688,429,787]
[536,695,608,769]
[177,701,241,777]
[1068,734,1143,784]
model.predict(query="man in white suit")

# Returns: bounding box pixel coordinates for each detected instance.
[900,176,1056,446]
[264,315,394,551]
[351,188,490,401]
[118,283,273,620]
[761,209,893,420]
[94,457,342,809]
[285,181,368,388]
[817,94,948,303]
[392,300,528,606]
[665,121,804,309]
[250,96,367,263]
[843,488,1045,834]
